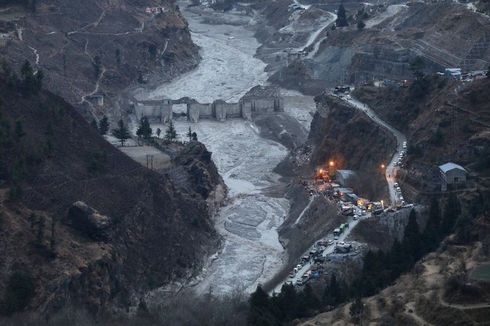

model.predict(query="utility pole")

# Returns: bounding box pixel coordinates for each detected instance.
[146,154,154,170]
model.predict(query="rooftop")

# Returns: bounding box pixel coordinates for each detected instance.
[439,162,466,173]
[336,169,357,179]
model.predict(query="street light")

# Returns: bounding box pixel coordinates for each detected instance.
[329,160,335,167]
[380,164,386,169]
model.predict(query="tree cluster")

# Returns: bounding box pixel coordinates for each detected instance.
[409,56,431,99]
[247,197,463,325]
[136,116,152,140]
[247,284,321,325]
[165,120,177,141]
[0,271,36,316]
[112,119,130,146]
[0,0,37,12]
[336,4,349,27]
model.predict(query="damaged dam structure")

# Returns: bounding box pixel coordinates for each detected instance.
[134,86,284,123]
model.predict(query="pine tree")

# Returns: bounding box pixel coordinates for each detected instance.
[302,284,320,313]
[336,4,349,27]
[276,283,300,321]
[136,116,152,140]
[99,115,109,135]
[14,120,26,140]
[91,118,98,131]
[50,218,56,252]
[409,56,426,80]
[349,297,363,323]
[36,215,45,246]
[112,119,131,146]
[441,192,461,235]
[423,197,441,249]
[93,56,102,79]
[165,120,177,141]
[115,48,121,66]
[192,131,198,141]
[323,274,341,306]
[357,20,365,30]
[247,286,277,326]
[156,127,161,138]
[187,126,192,141]
[402,209,422,264]
[20,60,36,96]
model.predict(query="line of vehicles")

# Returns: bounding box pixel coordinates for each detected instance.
[394,141,407,167]
[394,141,407,204]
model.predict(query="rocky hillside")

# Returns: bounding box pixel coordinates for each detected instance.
[0,74,223,318]
[353,75,490,199]
[301,73,490,326]
[0,0,199,118]
[307,94,395,200]
[269,1,490,94]
[302,189,490,326]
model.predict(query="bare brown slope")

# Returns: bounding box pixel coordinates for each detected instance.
[0,76,222,317]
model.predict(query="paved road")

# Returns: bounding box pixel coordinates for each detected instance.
[340,95,407,206]
[272,205,367,294]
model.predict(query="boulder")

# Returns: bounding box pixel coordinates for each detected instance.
[65,201,112,241]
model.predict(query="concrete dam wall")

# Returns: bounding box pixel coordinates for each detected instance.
[134,86,284,123]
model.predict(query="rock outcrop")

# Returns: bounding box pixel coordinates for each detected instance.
[65,201,112,241]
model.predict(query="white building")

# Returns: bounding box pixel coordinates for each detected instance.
[439,162,467,191]
[444,68,462,80]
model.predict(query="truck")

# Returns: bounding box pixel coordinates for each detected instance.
[339,223,349,233]
[335,243,353,253]
[341,205,354,216]
[334,85,351,94]
[333,228,341,236]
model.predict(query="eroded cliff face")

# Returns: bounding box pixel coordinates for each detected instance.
[0,77,223,317]
[308,94,395,200]
[0,0,200,118]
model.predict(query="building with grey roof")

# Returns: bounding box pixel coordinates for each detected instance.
[439,162,467,191]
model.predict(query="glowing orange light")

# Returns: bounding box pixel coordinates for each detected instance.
[329,160,335,167]
[380,164,386,169]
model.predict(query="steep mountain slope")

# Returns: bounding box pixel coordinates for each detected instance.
[354,76,490,198]
[308,94,395,200]
[0,74,223,317]
[301,76,490,326]
[0,0,199,118]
